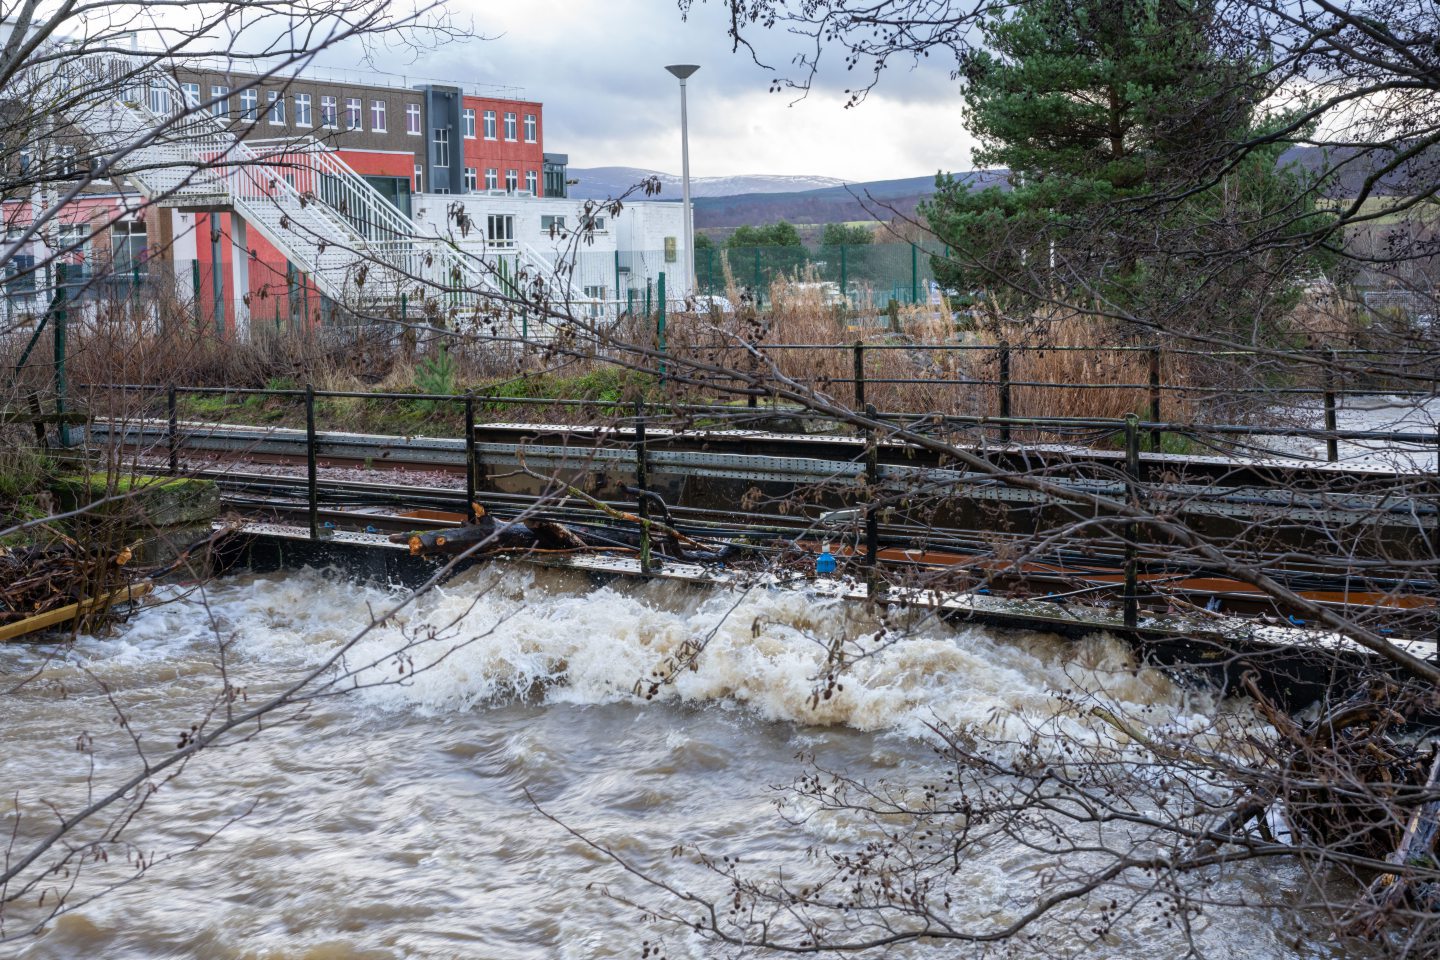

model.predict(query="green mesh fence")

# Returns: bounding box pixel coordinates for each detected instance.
[693,242,946,308]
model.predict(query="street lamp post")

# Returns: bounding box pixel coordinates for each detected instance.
[665,64,699,300]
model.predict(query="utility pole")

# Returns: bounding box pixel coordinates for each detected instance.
[665,64,699,300]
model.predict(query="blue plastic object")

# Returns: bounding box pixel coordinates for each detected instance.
[815,543,837,575]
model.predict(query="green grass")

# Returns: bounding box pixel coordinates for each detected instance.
[467,368,657,413]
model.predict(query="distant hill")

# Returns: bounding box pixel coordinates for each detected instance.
[692,172,1003,229]
[569,144,1427,235]
[567,167,852,200]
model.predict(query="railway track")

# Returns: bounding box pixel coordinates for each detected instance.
[85,416,1440,637]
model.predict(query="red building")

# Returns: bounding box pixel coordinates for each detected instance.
[460,95,545,195]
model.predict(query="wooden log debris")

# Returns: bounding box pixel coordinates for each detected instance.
[0,538,133,624]
[1356,751,1440,936]
[389,504,743,563]
[0,582,154,643]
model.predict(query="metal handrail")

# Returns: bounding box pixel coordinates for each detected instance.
[77,381,1440,450]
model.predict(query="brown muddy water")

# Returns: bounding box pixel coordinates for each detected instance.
[2,567,1351,958]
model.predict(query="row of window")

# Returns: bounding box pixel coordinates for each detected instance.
[12,146,79,177]
[177,83,537,141]
[414,165,540,194]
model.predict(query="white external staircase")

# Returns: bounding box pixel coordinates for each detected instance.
[58,54,507,318]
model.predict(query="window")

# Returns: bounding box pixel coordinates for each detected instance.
[483,110,496,139]
[181,82,201,107]
[320,95,338,129]
[147,86,171,115]
[434,129,450,167]
[404,103,421,136]
[524,113,536,142]
[580,214,607,232]
[463,167,477,191]
[57,146,77,177]
[370,99,386,132]
[293,94,312,126]
[486,214,514,246]
[112,222,147,279]
[345,98,362,130]
[540,215,566,233]
[240,89,258,121]
[267,91,285,125]
[211,85,229,117]
[525,170,538,194]
[484,168,497,190]
[664,236,677,262]
[504,169,518,192]
[4,227,35,296]
[503,111,517,140]
[58,224,89,274]
[463,109,476,139]
[583,285,607,317]
[414,164,423,193]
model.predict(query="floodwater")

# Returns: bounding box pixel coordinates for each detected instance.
[2,567,1351,958]
[1276,393,1440,470]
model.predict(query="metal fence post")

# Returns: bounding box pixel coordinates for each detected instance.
[998,340,1012,444]
[167,384,178,476]
[635,399,652,574]
[657,271,667,381]
[464,392,477,524]
[910,242,919,304]
[191,259,201,327]
[753,248,761,309]
[1123,413,1141,629]
[52,264,69,447]
[853,340,866,411]
[1149,346,1163,453]
[863,403,882,600]
[1323,347,1339,463]
[305,383,318,540]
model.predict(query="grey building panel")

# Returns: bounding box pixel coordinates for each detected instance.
[420,85,465,194]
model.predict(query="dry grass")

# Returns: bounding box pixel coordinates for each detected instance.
[658,282,1203,423]
[4,280,1234,437]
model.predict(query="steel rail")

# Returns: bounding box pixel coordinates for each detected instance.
[193,464,1439,597]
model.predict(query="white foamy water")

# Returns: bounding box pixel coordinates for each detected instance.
[1270,394,1440,470]
[1,567,1349,958]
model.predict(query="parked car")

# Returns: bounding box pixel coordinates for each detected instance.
[690,294,734,314]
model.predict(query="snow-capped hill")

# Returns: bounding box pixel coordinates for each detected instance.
[568,167,851,199]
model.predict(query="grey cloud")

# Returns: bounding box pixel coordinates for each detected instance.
[310,0,969,175]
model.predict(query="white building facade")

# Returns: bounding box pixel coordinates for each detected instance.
[413,192,692,317]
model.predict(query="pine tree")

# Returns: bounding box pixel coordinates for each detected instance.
[925,0,1330,339]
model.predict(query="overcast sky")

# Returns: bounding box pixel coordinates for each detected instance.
[327,0,981,182]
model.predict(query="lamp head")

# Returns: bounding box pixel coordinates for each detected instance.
[665,64,700,81]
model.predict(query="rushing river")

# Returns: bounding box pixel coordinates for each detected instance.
[3,567,1349,959]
